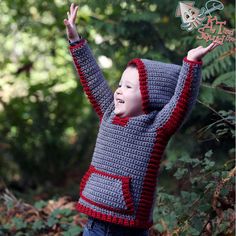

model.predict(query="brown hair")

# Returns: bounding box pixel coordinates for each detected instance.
[127,63,137,69]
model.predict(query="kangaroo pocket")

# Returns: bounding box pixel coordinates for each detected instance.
[79,165,135,215]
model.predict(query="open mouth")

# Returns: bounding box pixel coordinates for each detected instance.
[116,99,125,104]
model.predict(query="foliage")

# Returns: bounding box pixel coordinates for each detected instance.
[0,186,85,236]
[152,152,235,235]
[0,161,235,235]
[0,0,235,235]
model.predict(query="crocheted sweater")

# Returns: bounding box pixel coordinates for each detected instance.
[69,39,202,229]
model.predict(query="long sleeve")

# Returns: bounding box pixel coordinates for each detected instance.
[155,57,202,137]
[69,39,114,122]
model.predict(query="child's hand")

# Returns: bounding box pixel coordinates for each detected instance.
[187,42,220,61]
[64,3,80,43]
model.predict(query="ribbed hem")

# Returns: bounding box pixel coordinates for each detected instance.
[183,56,203,65]
[69,38,86,49]
[127,59,150,114]
[75,202,153,229]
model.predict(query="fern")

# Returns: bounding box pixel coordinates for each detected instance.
[212,71,235,87]
[202,42,235,84]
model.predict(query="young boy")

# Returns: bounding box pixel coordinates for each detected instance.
[64,3,219,236]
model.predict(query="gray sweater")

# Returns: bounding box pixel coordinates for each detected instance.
[69,38,202,229]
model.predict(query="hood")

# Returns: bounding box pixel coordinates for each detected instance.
[127,58,182,113]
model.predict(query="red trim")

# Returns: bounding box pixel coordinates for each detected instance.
[79,165,135,215]
[80,195,134,215]
[128,59,150,114]
[69,39,86,50]
[112,115,130,126]
[79,166,91,196]
[163,63,195,136]
[183,56,203,65]
[75,202,153,229]
[135,128,168,222]
[135,62,196,221]
[69,40,103,122]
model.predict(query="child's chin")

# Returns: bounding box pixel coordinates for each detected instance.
[114,110,126,118]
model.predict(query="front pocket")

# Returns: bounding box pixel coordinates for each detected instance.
[79,165,134,215]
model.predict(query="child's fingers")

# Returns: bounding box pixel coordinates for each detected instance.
[64,19,68,25]
[203,42,215,53]
[64,19,71,27]
[70,3,74,14]
[208,42,220,51]
[72,6,78,23]
[212,42,220,50]
[206,42,214,50]
[203,42,219,55]
[210,45,217,51]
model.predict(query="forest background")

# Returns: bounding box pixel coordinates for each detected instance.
[0,0,235,235]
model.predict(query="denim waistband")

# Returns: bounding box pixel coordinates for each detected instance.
[87,216,110,230]
[86,217,149,235]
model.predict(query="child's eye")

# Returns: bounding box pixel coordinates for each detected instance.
[118,84,131,88]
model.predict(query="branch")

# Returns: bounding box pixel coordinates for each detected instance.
[201,82,235,95]
[197,99,235,128]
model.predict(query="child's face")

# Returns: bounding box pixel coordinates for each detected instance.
[114,66,144,118]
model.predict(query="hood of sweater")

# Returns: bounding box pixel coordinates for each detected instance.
[127,58,182,113]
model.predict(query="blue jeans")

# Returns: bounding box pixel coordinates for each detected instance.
[83,216,149,236]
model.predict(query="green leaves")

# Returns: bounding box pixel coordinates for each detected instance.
[32,220,44,230]
[0,0,234,235]
[0,197,84,235]
[12,217,27,230]
[174,168,188,180]
[155,134,235,235]
[212,71,235,87]
[62,226,83,236]
[46,216,59,227]
[200,157,215,173]
[34,200,47,210]
[202,42,235,90]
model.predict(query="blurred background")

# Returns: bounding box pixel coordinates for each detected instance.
[0,0,235,235]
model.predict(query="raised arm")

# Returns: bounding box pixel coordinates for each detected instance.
[64,3,113,122]
[156,42,220,137]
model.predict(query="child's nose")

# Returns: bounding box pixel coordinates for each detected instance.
[116,88,122,95]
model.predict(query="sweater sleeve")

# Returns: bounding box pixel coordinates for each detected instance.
[69,39,114,122]
[155,57,202,137]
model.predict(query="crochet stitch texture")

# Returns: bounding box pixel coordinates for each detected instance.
[69,38,202,229]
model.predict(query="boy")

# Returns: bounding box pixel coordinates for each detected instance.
[64,3,219,236]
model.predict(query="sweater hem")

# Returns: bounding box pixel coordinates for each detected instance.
[75,202,153,229]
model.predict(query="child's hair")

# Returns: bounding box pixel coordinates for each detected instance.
[127,63,137,69]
